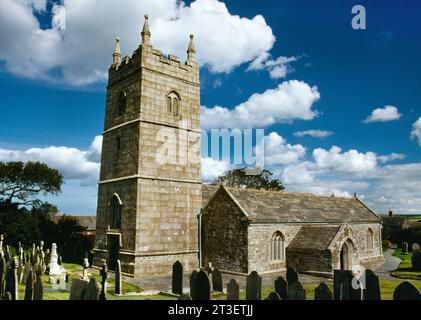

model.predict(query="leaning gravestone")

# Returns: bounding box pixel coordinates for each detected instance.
[363,269,381,300]
[172,261,183,295]
[24,270,34,300]
[226,279,239,300]
[286,267,299,285]
[246,271,261,300]
[314,282,332,300]
[115,260,122,295]
[212,268,223,292]
[84,277,99,300]
[195,270,211,300]
[189,270,198,300]
[266,292,281,300]
[393,281,421,300]
[69,279,89,300]
[33,273,43,300]
[178,293,192,300]
[274,276,288,300]
[287,281,306,300]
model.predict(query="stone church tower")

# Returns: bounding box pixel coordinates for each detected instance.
[93,15,201,277]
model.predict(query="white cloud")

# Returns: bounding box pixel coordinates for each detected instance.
[411,117,421,146]
[256,132,306,166]
[293,130,334,139]
[378,153,405,163]
[201,157,230,182]
[0,0,276,85]
[201,80,320,129]
[247,52,298,79]
[363,105,402,123]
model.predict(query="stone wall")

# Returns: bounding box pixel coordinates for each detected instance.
[203,188,249,273]
[286,249,332,275]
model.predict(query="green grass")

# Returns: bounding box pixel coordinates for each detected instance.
[391,249,421,279]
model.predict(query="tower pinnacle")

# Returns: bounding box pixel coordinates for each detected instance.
[141,14,151,45]
[112,37,121,66]
[187,34,196,62]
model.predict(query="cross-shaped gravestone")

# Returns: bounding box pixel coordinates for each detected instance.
[172,261,183,295]
[227,279,239,300]
[246,271,261,300]
[212,268,223,292]
[195,270,211,300]
[274,276,288,300]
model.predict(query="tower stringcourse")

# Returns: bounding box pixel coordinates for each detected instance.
[93,15,201,277]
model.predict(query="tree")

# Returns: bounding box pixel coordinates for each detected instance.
[212,168,285,191]
[0,161,63,207]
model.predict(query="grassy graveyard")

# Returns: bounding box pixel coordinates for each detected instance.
[391,249,421,280]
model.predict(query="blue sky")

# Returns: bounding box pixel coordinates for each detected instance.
[0,0,421,215]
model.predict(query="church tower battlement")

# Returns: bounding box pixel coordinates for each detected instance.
[94,15,201,277]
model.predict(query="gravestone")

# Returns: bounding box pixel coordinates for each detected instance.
[266,292,281,300]
[82,258,90,280]
[212,268,223,292]
[69,279,89,300]
[274,276,288,300]
[99,260,108,300]
[314,282,332,300]
[227,279,239,300]
[411,251,421,271]
[287,280,306,300]
[0,255,5,298]
[178,293,192,300]
[362,269,381,300]
[189,270,198,300]
[115,260,122,295]
[24,270,33,300]
[412,243,420,252]
[246,271,261,300]
[11,257,19,300]
[286,267,299,285]
[393,281,421,300]
[172,261,183,295]
[0,235,3,255]
[195,270,211,300]
[48,243,66,284]
[33,273,43,300]
[333,270,361,300]
[23,260,31,284]
[402,242,409,254]
[3,292,12,300]
[84,277,99,300]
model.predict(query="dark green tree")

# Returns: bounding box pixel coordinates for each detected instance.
[212,168,285,191]
[0,161,63,207]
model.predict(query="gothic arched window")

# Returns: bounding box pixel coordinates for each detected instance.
[366,228,374,250]
[118,91,127,115]
[166,92,180,116]
[270,232,285,261]
[109,194,122,229]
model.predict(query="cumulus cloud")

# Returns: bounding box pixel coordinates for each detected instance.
[0,0,275,85]
[201,80,320,129]
[293,130,334,139]
[201,157,230,182]
[247,52,298,79]
[378,153,405,163]
[256,132,306,166]
[363,105,402,123]
[411,117,421,146]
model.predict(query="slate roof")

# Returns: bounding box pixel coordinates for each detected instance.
[287,225,340,250]
[202,185,381,224]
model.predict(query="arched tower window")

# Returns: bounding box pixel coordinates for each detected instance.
[166,91,180,116]
[366,228,374,250]
[118,91,127,115]
[109,194,122,229]
[270,231,285,261]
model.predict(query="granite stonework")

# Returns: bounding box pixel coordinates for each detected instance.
[94,15,200,277]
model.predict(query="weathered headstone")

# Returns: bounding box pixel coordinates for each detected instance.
[195,270,211,300]
[226,279,239,300]
[287,280,306,300]
[24,270,34,300]
[362,269,381,300]
[115,259,122,295]
[212,268,223,292]
[0,235,3,255]
[69,279,89,300]
[246,271,261,300]
[274,276,288,300]
[333,270,361,300]
[172,260,183,295]
[286,267,299,285]
[11,256,19,300]
[411,251,421,271]
[84,277,99,300]
[0,255,5,298]
[189,270,198,300]
[266,292,281,300]
[99,260,108,300]
[23,260,31,284]
[314,282,333,300]
[178,293,192,300]
[393,281,421,300]
[82,257,89,280]
[33,273,43,300]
